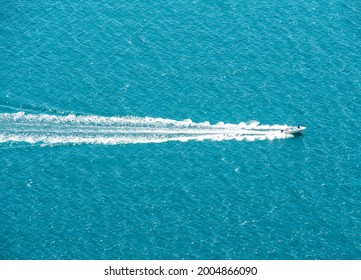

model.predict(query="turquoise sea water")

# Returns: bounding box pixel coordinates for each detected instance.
[1,0,360,259]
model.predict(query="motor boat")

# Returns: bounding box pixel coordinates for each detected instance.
[281,126,306,134]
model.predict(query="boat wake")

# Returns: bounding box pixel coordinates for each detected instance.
[0,112,293,145]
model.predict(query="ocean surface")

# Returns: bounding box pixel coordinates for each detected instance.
[1,0,360,259]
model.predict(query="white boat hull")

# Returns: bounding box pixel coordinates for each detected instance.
[282,126,306,134]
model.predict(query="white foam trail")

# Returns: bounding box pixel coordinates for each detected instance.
[0,112,293,145]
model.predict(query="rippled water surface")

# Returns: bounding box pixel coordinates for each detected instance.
[1,0,360,259]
